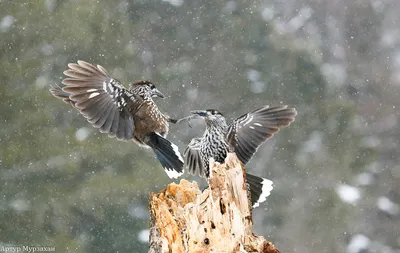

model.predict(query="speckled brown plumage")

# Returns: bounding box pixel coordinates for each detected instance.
[50,60,184,179]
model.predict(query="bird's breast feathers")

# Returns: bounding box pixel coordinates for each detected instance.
[132,100,169,136]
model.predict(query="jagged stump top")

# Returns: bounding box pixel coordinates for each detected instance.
[149,153,280,253]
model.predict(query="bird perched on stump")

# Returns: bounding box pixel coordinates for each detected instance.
[50,60,184,179]
[183,106,297,207]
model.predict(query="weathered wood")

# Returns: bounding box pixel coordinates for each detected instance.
[149,153,280,253]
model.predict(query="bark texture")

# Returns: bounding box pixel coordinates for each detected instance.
[149,153,280,253]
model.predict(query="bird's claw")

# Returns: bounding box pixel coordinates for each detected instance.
[176,115,196,128]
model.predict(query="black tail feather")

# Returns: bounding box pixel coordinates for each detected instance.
[246,173,273,208]
[146,133,184,179]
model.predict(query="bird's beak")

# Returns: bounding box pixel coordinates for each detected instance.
[152,88,165,98]
[191,110,207,117]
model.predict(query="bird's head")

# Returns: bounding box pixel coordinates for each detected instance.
[191,109,226,128]
[130,80,165,99]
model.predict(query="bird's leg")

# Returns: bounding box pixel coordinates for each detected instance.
[175,115,197,128]
[175,115,193,123]
[167,118,178,124]
[188,118,193,128]
[167,115,191,124]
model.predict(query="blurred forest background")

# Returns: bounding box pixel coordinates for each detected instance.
[1,0,399,252]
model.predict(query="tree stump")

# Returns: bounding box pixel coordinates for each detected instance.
[149,153,280,253]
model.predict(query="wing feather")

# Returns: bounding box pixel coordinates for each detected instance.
[226,105,297,164]
[52,61,136,140]
[184,138,206,178]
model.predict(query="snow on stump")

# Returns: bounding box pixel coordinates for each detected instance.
[149,153,280,253]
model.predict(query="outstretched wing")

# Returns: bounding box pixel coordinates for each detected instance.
[53,60,136,140]
[184,137,207,178]
[226,105,297,164]
[49,84,75,107]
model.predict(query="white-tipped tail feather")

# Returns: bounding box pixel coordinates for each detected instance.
[146,133,185,179]
[246,173,274,208]
[171,142,184,163]
[164,168,184,179]
[252,178,273,208]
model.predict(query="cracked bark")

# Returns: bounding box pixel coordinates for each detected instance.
[149,153,280,253]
